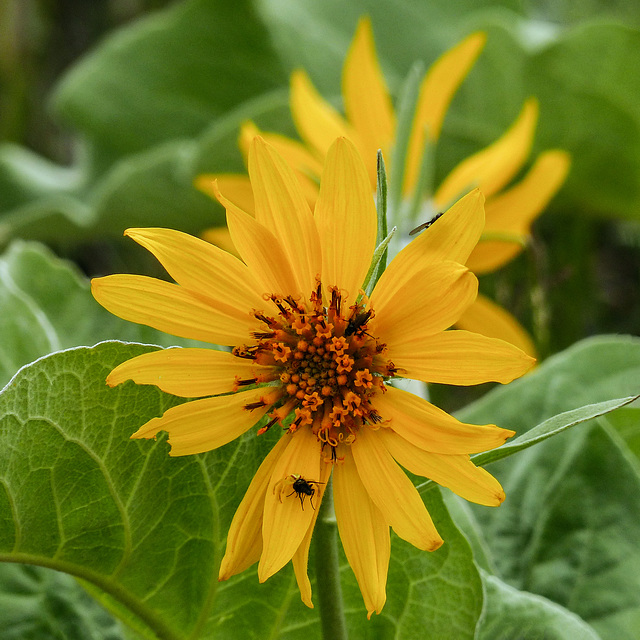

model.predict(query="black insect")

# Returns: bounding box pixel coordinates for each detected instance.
[409,211,444,236]
[345,309,373,337]
[288,475,324,510]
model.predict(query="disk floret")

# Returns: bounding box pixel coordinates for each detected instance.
[235,281,394,456]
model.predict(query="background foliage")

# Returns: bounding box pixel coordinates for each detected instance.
[1,0,639,638]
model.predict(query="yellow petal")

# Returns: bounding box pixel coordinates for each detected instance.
[374,385,514,454]
[240,121,324,185]
[464,232,527,276]
[91,274,258,346]
[434,99,539,208]
[131,387,274,456]
[342,17,395,187]
[455,294,537,358]
[290,69,358,160]
[219,436,290,581]
[241,119,323,205]
[404,32,486,193]
[259,427,326,581]
[377,428,505,506]
[124,227,265,311]
[200,226,241,259]
[248,137,322,295]
[291,460,332,608]
[213,180,300,296]
[351,426,443,551]
[107,347,273,398]
[370,260,477,341]
[378,189,484,294]
[195,173,255,215]
[467,150,571,274]
[314,137,377,303]
[334,448,389,618]
[389,329,535,385]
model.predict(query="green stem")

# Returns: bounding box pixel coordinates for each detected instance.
[315,477,348,640]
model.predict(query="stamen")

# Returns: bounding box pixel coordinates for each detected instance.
[238,279,396,453]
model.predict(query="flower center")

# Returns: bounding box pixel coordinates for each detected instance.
[233,280,398,460]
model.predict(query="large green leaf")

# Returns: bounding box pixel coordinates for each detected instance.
[527,22,640,218]
[51,0,286,160]
[457,335,640,640]
[0,564,135,640]
[0,341,484,638]
[477,573,601,640]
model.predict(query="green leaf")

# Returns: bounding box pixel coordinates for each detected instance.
[0,0,289,243]
[527,23,640,219]
[471,394,640,467]
[607,407,640,462]
[51,0,287,160]
[0,564,135,640]
[457,335,640,640]
[0,241,202,388]
[477,572,601,640]
[377,489,483,639]
[0,341,263,639]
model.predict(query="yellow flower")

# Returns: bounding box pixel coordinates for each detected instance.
[197,17,570,357]
[92,137,534,617]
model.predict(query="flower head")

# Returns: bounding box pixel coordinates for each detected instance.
[197,17,570,356]
[93,136,534,616]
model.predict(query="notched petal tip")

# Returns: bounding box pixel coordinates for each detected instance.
[428,537,444,552]
[105,370,126,388]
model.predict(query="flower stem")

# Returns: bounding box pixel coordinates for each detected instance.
[315,477,348,640]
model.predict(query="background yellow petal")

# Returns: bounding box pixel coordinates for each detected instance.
[107,348,271,398]
[124,227,265,311]
[370,261,477,340]
[334,448,389,618]
[291,460,332,608]
[377,428,505,506]
[259,427,325,582]
[219,436,289,581]
[342,16,395,188]
[130,387,273,456]
[195,173,255,215]
[240,117,324,207]
[91,274,259,346]
[378,189,484,295]
[404,32,485,193]
[467,149,571,274]
[464,234,527,275]
[374,385,514,454]
[200,227,241,258]
[352,427,443,551]
[389,329,535,385]
[214,181,300,295]
[434,99,539,208]
[455,294,537,357]
[314,137,377,303]
[248,137,321,295]
[241,121,324,183]
[290,69,358,159]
